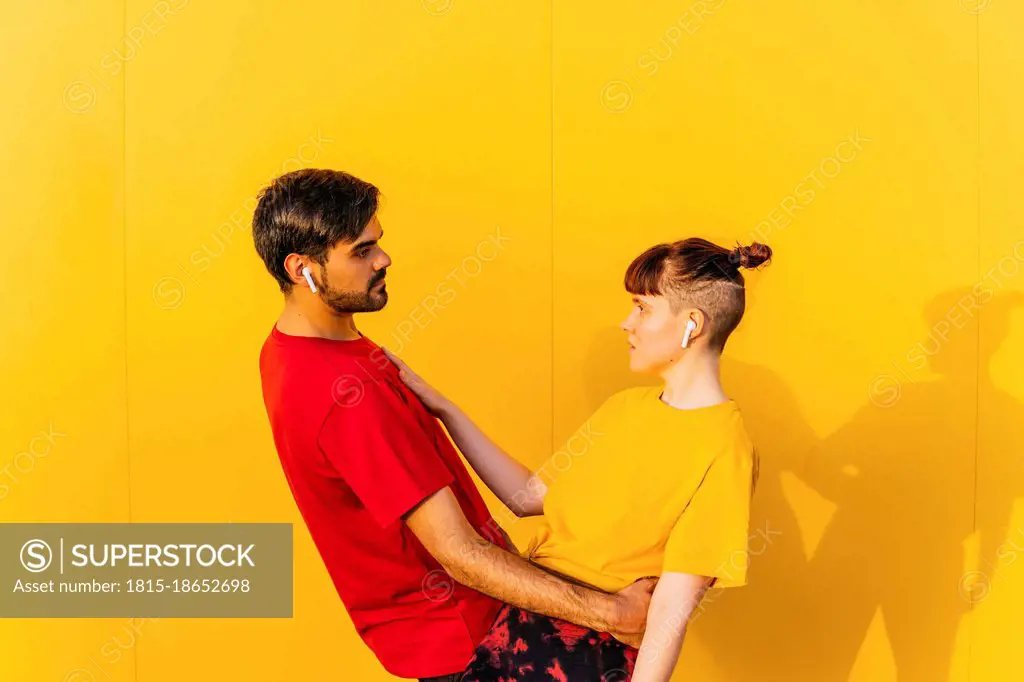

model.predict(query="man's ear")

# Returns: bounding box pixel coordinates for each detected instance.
[283,253,308,288]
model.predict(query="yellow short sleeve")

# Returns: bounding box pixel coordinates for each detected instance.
[662,449,756,587]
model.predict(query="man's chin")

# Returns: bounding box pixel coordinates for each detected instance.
[325,292,387,314]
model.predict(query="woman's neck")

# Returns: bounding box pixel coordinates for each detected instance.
[659,348,728,409]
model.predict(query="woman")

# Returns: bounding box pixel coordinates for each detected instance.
[385,237,771,681]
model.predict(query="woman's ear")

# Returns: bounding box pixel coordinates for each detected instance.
[681,309,706,348]
[688,309,707,335]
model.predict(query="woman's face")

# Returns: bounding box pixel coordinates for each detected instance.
[621,293,692,374]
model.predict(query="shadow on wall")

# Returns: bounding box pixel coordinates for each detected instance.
[580,288,1024,682]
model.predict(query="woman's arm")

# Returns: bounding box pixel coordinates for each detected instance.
[437,401,547,516]
[382,348,546,516]
[630,573,713,682]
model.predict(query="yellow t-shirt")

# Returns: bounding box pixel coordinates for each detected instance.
[523,386,758,593]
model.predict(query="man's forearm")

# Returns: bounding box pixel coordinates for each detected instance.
[438,402,544,516]
[447,532,617,632]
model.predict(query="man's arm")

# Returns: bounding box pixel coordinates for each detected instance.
[630,573,713,682]
[406,487,653,643]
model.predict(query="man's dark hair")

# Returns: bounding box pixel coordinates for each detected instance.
[252,168,380,293]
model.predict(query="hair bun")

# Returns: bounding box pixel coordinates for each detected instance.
[731,242,772,269]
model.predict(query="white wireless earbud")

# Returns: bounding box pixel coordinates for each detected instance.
[301,266,318,293]
[681,319,697,348]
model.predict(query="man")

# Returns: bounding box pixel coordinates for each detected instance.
[253,168,654,681]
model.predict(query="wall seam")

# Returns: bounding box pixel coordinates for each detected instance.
[121,1,138,682]
[550,1,555,457]
[969,10,982,682]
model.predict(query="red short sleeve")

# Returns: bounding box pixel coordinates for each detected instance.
[316,382,454,528]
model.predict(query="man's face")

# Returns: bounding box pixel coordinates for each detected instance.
[313,215,391,313]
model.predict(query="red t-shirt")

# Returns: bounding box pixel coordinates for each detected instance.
[259,325,506,679]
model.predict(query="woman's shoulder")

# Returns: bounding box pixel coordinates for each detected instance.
[592,385,659,415]
[713,411,758,468]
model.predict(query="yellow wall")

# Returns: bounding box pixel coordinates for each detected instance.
[0,1,133,680]
[1,1,1020,681]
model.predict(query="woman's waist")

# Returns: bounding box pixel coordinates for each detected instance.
[525,549,647,594]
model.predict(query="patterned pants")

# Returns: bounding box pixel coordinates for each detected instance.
[459,604,638,682]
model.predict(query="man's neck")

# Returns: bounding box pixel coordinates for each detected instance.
[276,296,361,341]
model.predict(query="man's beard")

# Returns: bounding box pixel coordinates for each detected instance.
[318,268,388,314]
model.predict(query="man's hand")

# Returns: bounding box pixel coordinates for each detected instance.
[608,577,658,647]
[407,487,654,636]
